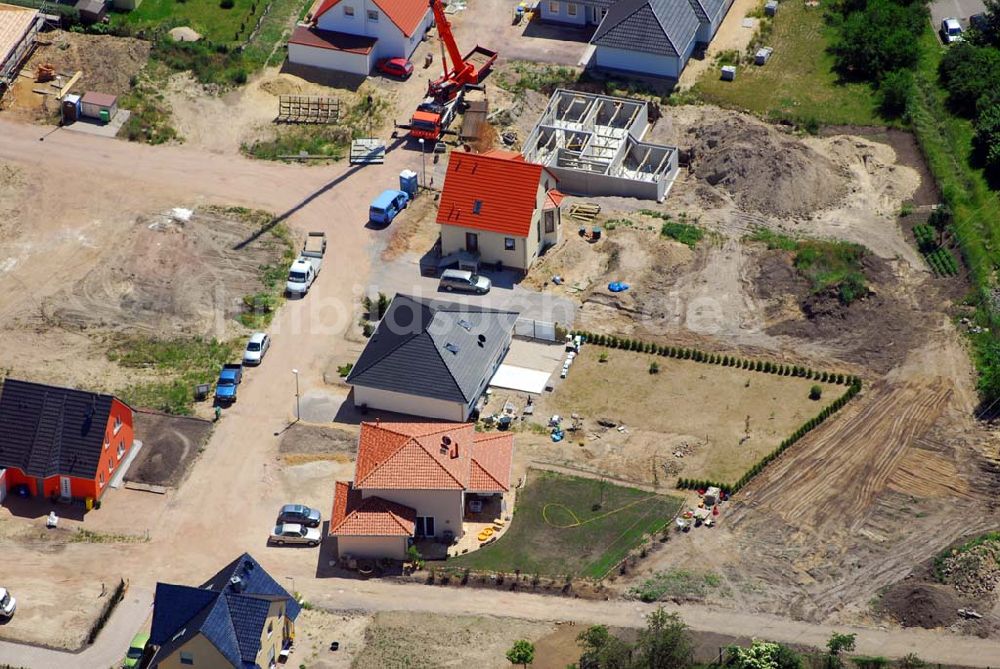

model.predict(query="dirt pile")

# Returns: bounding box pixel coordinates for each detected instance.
[938,539,1000,598]
[690,117,849,218]
[880,582,963,628]
[42,207,286,336]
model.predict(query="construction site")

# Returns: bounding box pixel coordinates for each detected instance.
[0,0,998,665]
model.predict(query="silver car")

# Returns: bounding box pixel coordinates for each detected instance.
[269,523,321,547]
[439,269,491,294]
[243,332,270,365]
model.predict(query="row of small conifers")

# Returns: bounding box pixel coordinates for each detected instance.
[568,330,863,496]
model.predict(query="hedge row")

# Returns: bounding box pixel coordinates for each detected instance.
[568,330,860,386]
[567,329,864,497]
[87,578,127,645]
[728,379,862,494]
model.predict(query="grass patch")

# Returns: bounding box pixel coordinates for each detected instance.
[71,528,150,544]
[109,337,241,414]
[747,229,867,304]
[496,61,581,96]
[113,0,263,44]
[237,222,296,329]
[628,569,722,602]
[909,26,1000,407]
[692,0,881,126]
[639,210,703,247]
[118,60,180,144]
[449,470,682,579]
[933,531,1000,581]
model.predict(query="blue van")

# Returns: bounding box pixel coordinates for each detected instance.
[369,189,410,225]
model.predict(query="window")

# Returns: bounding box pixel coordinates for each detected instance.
[117,441,125,460]
[108,459,114,473]
[415,516,435,537]
[549,1,559,12]
[113,416,122,435]
[180,651,194,665]
[472,199,483,214]
[567,2,577,15]
[104,435,109,450]
[267,620,273,639]
[545,211,556,234]
[99,471,105,487]
[367,9,378,20]
[343,5,354,15]
[504,237,516,251]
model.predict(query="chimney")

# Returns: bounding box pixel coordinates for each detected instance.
[229,576,243,592]
[450,440,459,459]
[375,417,381,426]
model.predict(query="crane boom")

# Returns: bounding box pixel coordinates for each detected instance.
[430,0,471,85]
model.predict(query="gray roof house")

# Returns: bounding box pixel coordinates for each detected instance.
[346,294,519,421]
[540,0,736,79]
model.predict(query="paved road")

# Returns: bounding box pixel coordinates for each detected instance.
[1,121,1000,669]
[930,0,986,29]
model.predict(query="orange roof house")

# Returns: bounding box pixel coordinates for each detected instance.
[330,421,514,560]
[436,151,564,272]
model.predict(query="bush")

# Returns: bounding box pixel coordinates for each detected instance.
[830,0,926,81]
[220,0,235,6]
[649,361,660,374]
[939,42,1000,117]
[880,68,914,117]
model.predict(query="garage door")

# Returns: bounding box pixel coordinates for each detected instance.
[288,43,372,76]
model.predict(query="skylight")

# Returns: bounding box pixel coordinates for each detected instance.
[458,318,472,331]
[472,200,483,214]
[444,343,460,354]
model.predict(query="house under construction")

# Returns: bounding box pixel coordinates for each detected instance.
[0,3,41,98]
[522,89,678,202]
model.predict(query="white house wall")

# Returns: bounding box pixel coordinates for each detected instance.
[696,0,737,43]
[337,535,407,559]
[352,385,468,420]
[539,0,587,25]
[362,488,465,537]
[287,43,372,74]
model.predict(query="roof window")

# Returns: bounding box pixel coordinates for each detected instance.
[472,200,483,214]
[458,318,472,331]
[444,343,460,354]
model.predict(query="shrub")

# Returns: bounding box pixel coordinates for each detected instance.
[649,361,660,374]
[599,351,609,363]
[880,68,914,117]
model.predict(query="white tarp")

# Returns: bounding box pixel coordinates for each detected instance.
[489,364,552,394]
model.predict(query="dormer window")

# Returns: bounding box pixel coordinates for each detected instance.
[113,416,122,435]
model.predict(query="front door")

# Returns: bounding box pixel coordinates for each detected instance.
[59,476,71,499]
[465,232,479,253]
[415,516,436,537]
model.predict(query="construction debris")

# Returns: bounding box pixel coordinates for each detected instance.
[568,203,601,222]
[35,63,55,82]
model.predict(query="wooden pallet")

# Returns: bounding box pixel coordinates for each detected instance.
[276,95,340,124]
[568,203,601,222]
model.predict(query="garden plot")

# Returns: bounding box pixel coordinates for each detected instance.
[537,347,840,485]
[449,469,682,578]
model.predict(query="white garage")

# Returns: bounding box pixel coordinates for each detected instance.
[287,25,375,76]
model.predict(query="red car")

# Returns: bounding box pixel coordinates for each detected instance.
[376,58,413,79]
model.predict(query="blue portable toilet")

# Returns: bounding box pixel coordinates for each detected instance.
[399,169,418,198]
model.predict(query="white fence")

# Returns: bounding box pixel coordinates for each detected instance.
[514,318,558,342]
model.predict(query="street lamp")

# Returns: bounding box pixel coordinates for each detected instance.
[418,138,426,191]
[291,369,300,422]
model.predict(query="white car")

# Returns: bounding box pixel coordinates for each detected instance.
[941,18,964,43]
[269,523,321,547]
[0,587,16,619]
[243,333,270,365]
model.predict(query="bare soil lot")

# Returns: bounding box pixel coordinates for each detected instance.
[539,347,840,484]
[1,32,149,123]
[127,411,214,487]
[278,422,357,465]
[350,611,554,669]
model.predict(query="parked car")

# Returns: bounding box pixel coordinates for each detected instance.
[439,268,491,294]
[277,503,321,528]
[285,231,326,297]
[215,363,243,405]
[376,57,413,79]
[122,632,150,669]
[369,189,410,225]
[941,17,964,43]
[243,332,270,365]
[0,587,15,619]
[269,523,321,546]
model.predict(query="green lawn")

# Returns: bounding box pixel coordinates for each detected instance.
[693,0,881,126]
[115,0,262,44]
[449,470,682,579]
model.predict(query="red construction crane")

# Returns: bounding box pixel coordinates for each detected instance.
[404,0,497,141]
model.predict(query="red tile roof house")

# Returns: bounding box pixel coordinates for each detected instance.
[437,149,564,273]
[0,379,134,504]
[288,0,433,76]
[330,421,513,560]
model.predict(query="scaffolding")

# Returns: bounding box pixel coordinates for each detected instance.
[522,89,679,202]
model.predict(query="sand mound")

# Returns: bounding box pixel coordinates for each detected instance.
[690,117,848,218]
[880,583,962,628]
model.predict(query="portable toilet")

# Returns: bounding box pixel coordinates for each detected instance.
[764,0,778,15]
[61,94,81,124]
[399,169,418,197]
